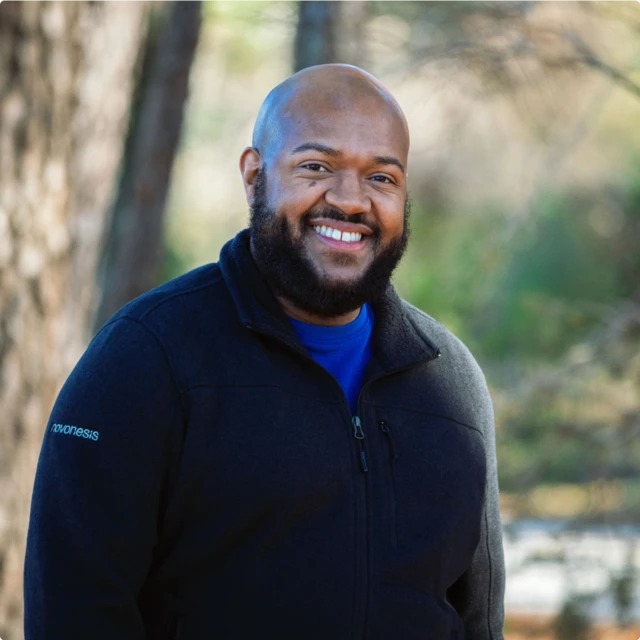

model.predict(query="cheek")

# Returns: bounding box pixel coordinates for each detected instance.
[274,185,325,223]
[376,202,406,237]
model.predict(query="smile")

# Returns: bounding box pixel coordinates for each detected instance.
[312,225,362,243]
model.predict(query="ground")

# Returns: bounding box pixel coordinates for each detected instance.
[506,614,640,639]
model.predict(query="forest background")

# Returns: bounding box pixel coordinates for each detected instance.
[1,2,640,639]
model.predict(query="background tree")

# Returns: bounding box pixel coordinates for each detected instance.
[335,2,370,70]
[294,1,338,71]
[95,1,202,328]
[293,1,370,73]
[0,3,148,638]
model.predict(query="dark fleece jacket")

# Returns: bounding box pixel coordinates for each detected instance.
[24,229,505,640]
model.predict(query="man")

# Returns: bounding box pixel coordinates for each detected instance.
[25,64,505,639]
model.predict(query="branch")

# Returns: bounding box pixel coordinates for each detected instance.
[561,30,640,101]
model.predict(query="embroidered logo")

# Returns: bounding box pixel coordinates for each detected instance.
[50,423,99,441]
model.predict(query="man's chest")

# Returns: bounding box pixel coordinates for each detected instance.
[164,369,487,553]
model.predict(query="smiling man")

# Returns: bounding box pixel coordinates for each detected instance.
[25,65,505,640]
[243,66,411,329]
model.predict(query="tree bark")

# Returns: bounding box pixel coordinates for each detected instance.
[94,1,202,328]
[0,3,148,638]
[294,1,339,72]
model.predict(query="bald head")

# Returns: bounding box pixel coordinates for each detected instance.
[252,64,409,162]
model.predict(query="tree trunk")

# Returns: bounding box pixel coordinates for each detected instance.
[336,1,370,69]
[294,1,339,72]
[0,3,148,638]
[94,1,202,328]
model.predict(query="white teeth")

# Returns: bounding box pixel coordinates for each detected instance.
[312,225,363,243]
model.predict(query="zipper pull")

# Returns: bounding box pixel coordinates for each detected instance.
[352,416,364,440]
[352,416,368,473]
[359,450,369,473]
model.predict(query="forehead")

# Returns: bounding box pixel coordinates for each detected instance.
[273,90,409,162]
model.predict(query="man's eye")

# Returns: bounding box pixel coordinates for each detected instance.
[371,175,394,184]
[302,163,327,172]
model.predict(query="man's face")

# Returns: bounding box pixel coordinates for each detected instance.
[247,95,411,318]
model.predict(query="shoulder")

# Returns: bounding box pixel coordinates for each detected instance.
[90,262,225,356]
[100,262,235,349]
[108,262,226,326]
[95,263,236,390]
[94,261,226,352]
[401,299,494,425]
[402,300,482,374]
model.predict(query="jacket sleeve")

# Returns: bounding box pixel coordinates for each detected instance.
[24,316,183,640]
[446,387,505,639]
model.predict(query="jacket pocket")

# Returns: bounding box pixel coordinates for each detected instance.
[379,419,399,547]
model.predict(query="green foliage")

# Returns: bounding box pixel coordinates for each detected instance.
[395,201,506,348]
[553,594,594,640]
[615,160,640,296]
[159,242,196,289]
[203,2,295,74]
[610,559,636,628]
[398,179,640,369]
[475,193,620,361]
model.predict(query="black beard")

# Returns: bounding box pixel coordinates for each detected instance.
[248,168,411,319]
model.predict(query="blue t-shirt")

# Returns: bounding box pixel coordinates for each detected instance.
[289,304,374,415]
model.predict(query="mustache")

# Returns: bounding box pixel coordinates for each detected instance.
[302,208,379,235]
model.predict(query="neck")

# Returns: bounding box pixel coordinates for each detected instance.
[276,295,360,327]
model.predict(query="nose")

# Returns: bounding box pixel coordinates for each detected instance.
[324,172,371,215]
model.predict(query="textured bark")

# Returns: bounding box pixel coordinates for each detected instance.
[95,1,202,328]
[0,3,147,638]
[294,1,339,72]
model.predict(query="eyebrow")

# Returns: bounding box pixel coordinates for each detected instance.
[292,142,339,157]
[374,155,405,175]
[291,143,405,175]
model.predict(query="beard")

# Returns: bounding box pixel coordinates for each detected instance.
[248,167,411,319]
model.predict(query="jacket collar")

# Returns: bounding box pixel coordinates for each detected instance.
[219,229,441,376]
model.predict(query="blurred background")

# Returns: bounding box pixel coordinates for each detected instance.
[1,1,640,639]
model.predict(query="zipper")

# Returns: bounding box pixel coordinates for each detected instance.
[379,419,398,546]
[351,413,369,640]
[352,416,368,473]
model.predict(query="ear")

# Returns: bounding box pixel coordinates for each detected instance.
[239,147,262,206]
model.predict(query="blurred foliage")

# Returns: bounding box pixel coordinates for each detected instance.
[610,544,636,628]
[201,1,296,75]
[553,593,594,640]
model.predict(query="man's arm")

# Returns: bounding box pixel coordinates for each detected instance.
[447,394,505,639]
[24,317,183,640]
